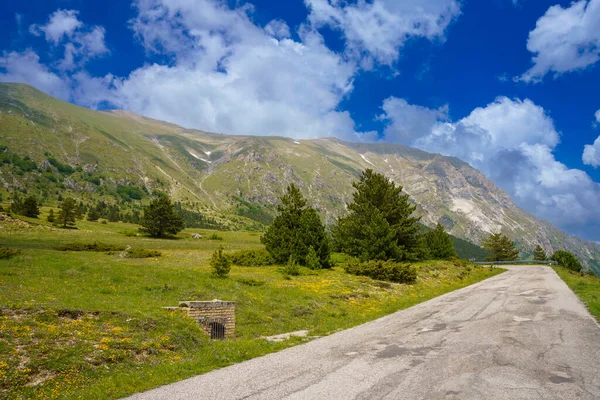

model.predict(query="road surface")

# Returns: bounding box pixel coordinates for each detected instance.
[126,266,600,400]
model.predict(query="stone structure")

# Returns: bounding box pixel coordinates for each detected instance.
[177,300,236,339]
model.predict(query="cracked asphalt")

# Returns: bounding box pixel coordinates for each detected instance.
[125,266,600,400]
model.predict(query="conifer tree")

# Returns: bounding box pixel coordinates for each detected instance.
[21,195,40,218]
[87,207,100,222]
[140,196,184,237]
[57,197,77,229]
[533,245,547,261]
[47,209,55,223]
[332,169,421,261]
[482,233,519,261]
[262,183,331,268]
[551,250,582,272]
[425,223,457,259]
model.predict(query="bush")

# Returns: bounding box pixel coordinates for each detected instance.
[210,246,231,278]
[125,248,162,258]
[56,242,126,252]
[227,249,274,267]
[281,256,300,277]
[344,260,417,284]
[0,247,20,259]
[551,250,582,272]
[305,246,322,270]
[208,233,224,241]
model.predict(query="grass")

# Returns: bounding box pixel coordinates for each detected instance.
[0,212,504,399]
[554,266,600,322]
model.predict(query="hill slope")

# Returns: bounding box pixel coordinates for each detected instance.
[1,83,598,274]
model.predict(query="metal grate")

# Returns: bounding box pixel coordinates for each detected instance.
[209,322,226,340]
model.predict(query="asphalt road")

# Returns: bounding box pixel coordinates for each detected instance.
[125,266,600,400]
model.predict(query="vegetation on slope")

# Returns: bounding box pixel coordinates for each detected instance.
[0,210,502,399]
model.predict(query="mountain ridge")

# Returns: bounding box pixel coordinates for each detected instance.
[1,82,598,274]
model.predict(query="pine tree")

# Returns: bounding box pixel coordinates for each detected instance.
[210,246,231,278]
[425,223,457,259]
[551,250,582,272]
[57,197,77,229]
[140,196,184,237]
[482,233,519,261]
[87,207,100,222]
[21,195,40,218]
[533,245,547,261]
[332,169,421,261]
[47,209,55,223]
[262,184,331,267]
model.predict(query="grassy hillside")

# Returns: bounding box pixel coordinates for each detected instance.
[1,82,599,275]
[0,211,503,399]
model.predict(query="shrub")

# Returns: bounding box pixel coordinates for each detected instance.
[305,246,322,270]
[551,250,582,272]
[0,247,20,259]
[227,249,274,267]
[56,242,126,252]
[208,233,224,241]
[344,260,417,284]
[282,256,300,277]
[125,248,162,258]
[210,246,231,278]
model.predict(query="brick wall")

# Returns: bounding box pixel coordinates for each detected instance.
[178,300,236,339]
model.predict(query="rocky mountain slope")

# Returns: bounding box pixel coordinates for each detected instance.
[1,83,598,274]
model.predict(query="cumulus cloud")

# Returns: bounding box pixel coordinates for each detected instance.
[583,132,600,167]
[70,0,361,139]
[518,0,600,83]
[378,97,448,143]
[305,0,461,66]
[380,96,600,239]
[30,9,108,71]
[0,50,70,100]
[30,9,82,44]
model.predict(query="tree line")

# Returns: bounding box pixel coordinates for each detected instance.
[6,168,585,274]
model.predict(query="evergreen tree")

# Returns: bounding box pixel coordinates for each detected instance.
[533,245,547,261]
[332,169,421,261]
[57,197,77,229]
[21,195,40,218]
[482,233,519,261]
[551,250,582,272]
[210,246,231,278]
[140,196,184,237]
[425,223,457,259]
[47,209,55,223]
[10,193,24,215]
[262,184,331,268]
[87,207,100,222]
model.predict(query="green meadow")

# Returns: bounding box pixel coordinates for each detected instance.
[0,208,503,399]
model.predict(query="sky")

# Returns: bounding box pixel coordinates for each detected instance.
[1,0,600,241]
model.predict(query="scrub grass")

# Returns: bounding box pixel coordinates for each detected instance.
[554,266,600,321]
[0,213,504,399]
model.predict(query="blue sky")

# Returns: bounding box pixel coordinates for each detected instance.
[1,0,600,241]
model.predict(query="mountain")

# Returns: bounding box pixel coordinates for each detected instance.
[1,83,599,274]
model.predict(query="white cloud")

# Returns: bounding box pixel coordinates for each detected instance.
[305,0,461,66]
[378,97,448,143]
[71,0,361,140]
[0,50,70,100]
[264,19,291,39]
[30,9,108,71]
[596,109,600,124]
[583,135,600,167]
[380,96,600,237]
[518,0,600,83]
[30,9,82,44]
